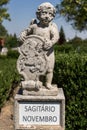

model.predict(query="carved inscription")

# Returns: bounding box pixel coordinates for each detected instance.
[19,102,60,125]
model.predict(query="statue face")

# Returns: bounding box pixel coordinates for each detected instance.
[36,2,56,25]
[38,9,54,25]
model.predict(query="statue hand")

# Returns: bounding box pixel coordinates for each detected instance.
[19,31,27,42]
[44,40,52,50]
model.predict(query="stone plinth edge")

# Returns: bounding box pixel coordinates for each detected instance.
[14,88,65,130]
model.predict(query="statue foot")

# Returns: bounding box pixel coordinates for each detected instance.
[45,83,53,90]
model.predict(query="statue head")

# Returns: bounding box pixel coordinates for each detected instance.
[36,2,56,25]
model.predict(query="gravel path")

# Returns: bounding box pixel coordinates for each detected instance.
[0,101,14,130]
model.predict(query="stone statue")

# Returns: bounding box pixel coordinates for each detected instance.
[17,2,59,95]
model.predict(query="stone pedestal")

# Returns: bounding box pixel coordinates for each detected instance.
[14,88,65,130]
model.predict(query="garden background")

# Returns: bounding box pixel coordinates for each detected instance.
[0,0,87,129]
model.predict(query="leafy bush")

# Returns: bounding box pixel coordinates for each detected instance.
[53,53,87,130]
[54,41,87,54]
[5,34,19,48]
[0,46,87,129]
[0,57,20,108]
[7,49,19,58]
[54,44,74,54]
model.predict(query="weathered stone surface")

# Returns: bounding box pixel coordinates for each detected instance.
[14,88,65,130]
[23,84,58,96]
[17,2,59,92]
[21,80,42,91]
[17,35,48,81]
[15,125,64,130]
[15,2,65,130]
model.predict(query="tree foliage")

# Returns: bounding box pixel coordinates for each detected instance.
[0,23,8,36]
[59,26,66,44]
[6,33,21,48]
[0,0,10,23]
[71,36,82,43]
[56,0,87,31]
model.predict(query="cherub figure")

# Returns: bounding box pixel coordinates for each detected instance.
[19,2,59,89]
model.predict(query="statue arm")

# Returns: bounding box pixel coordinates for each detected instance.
[50,22,59,45]
[44,23,59,50]
[19,25,33,42]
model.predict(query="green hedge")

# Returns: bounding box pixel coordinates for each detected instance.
[0,57,20,108]
[0,50,20,108]
[53,53,87,130]
[7,49,19,58]
[54,42,87,54]
[0,51,87,129]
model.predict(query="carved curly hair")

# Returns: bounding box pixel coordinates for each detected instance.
[36,2,56,19]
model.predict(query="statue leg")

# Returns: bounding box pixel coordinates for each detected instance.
[45,51,55,89]
[45,70,53,89]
